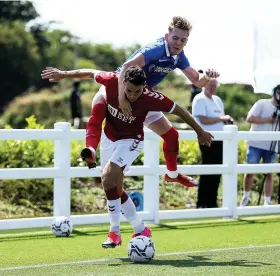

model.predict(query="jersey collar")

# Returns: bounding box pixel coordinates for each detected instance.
[164,39,178,59]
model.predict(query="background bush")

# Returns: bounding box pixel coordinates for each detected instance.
[1,79,271,130]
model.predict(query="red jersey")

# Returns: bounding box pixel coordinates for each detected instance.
[94,71,175,141]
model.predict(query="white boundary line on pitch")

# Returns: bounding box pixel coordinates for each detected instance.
[1,244,280,271]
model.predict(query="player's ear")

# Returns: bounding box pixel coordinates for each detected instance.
[164,33,168,40]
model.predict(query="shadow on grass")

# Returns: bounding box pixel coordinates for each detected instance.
[0,227,136,242]
[0,234,75,242]
[152,218,279,233]
[71,217,280,236]
[118,255,274,268]
[1,217,280,242]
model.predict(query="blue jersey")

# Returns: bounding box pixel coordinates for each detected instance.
[125,37,190,87]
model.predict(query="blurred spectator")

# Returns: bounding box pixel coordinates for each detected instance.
[187,69,203,112]
[240,86,280,207]
[190,69,204,103]
[70,81,83,129]
[192,79,234,208]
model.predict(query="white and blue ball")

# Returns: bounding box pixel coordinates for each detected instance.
[51,216,73,237]
[128,235,155,263]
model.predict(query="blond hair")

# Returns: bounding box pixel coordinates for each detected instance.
[168,16,192,33]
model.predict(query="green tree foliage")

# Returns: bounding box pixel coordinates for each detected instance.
[77,58,97,69]
[216,84,270,121]
[29,24,50,60]
[1,81,269,129]
[44,29,76,70]
[0,1,42,111]
[0,0,139,112]
[0,21,41,111]
[156,71,187,91]
[89,44,126,71]
[0,85,99,128]
[75,42,142,71]
[28,23,51,89]
[0,1,38,23]
[1,90,70,128]
[76,42,141,71]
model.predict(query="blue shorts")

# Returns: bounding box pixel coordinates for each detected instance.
[246,146,278,164]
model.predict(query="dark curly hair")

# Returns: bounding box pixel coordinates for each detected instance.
[124,66,146,85]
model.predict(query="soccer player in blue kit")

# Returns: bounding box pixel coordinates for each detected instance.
[91,16,220,188]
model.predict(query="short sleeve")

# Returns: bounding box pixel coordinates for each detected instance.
[95,71,117,87]
[159,95,176,113]
[214,96,225,114]
[192,97,207,117]
[248,100,262,117]
[140,44,165,65]
[144,90,175,113]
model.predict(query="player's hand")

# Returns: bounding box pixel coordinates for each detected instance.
[220,115,232,122]
[41,67,64,82]
[81,147,96,169]
[205,68,220,79]
[197,130,214,147]
[119,96,132,117]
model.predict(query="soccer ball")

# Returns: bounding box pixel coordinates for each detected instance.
[127,235,155,263]
[51,216,73,237]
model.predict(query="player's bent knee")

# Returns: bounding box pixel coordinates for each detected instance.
[148,116,173,136]
[101,172,118,190]
[101,162,123,190]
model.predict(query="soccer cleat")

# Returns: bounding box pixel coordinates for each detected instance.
[164,173,198,188]
[132,226,152,238]
[102,232,122,248]
[240,196,250,207]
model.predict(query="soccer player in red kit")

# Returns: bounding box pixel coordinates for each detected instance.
[42,66,213,248]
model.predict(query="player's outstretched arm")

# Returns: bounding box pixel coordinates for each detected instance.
[182,67,220,88]
[41,67,101,82]
[118,53,146,116]
[171,104,214,146]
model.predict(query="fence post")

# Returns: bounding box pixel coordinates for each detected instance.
[143,130,160,224]
[222,125,238,218]
[53,122,71,217]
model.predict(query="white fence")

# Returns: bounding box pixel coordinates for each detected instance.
[1,123,280,230]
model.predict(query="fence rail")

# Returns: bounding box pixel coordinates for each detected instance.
[0,123,280,230]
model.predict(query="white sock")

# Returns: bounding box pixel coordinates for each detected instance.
[121,197,145,234]
[244,191,250,198]
[265,196,271,204]
[166,170,178,178]
[107,198,121,234]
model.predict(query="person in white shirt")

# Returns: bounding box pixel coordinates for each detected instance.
[240,86,280,207]
[192,79,234,208]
